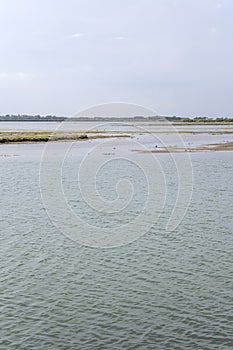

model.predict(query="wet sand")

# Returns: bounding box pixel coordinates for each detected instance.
[133,141,233,153]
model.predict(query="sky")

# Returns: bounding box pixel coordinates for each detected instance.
[0,0,232,117]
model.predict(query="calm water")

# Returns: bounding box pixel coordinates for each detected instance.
[1,120,233,132]
[0,139,233,349]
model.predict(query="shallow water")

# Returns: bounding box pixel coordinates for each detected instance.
[1,121,233,149]
[0,139,233,349]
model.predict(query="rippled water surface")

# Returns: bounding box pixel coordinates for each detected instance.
[0,139,233,349]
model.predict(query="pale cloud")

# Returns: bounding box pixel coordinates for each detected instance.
[114,36,126,40]
[210,27,217,35]
[71,33,85,38]
[0,72,31,80]
[216,2,223,9]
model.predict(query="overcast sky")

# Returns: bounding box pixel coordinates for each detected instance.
[0,0,232,116]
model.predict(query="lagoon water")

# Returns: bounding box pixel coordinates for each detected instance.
[0,127,233,349]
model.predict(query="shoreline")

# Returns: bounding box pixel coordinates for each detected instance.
[0,129,233,152]
[1,127,233,144]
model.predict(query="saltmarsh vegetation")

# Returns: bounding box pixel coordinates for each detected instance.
[0,130,129,143]
[0,131,88,143]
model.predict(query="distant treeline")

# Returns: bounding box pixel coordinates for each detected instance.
[0,115,66,122]
[176,117,233,123]
[0,115,233,123]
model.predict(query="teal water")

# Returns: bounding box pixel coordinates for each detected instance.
[0,144,233,349]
